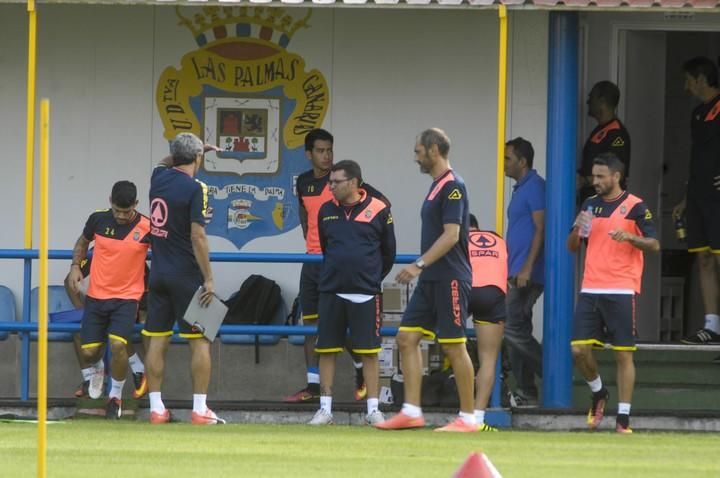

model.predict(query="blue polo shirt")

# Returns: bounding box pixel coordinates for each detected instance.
[506,169,545,284]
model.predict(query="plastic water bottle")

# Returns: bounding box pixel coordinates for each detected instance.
[674,216,687,242]
[579,206,593,238]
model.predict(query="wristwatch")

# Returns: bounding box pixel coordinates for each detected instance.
[414,258,426,269]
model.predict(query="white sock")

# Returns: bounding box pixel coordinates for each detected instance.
[193,394,207,413]
[81,367,94,382]
[367,398,379,414]
[128,354,145,374]
[320,396,332,413]
[618,402,631,415]
[353,361,363,369]
[109,379,125,400]
[93,359,104,372]
[307,372,320,384]
[474,409,486,425]
[459,411,477,426]
[587,376,603,393]
[704,314,720,334]
[149,392,164,413]
[401,403,422,418]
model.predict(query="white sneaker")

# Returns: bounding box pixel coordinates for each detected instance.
[308,409,333,426]
[365,410,385,426]
[88,370,104,399]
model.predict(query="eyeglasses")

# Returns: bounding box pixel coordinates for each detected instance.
[328,178,351,186]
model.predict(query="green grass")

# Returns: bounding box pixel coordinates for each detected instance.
[1,421,719,477]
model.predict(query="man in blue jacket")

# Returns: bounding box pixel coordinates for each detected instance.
[307,160,395,426]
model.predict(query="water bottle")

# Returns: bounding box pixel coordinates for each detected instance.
[674,216,687,242]
[579,206,593,238]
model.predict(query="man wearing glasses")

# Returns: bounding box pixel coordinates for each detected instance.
[308,160,396,425]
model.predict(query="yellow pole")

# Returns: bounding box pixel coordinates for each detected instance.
[495,5,509,234]
[37,99,50,478]
[25,0,37,249]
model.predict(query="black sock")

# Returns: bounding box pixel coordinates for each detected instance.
[616,413,630,428]
[308,382,320,394]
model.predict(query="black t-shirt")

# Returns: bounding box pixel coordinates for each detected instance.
[689,94,720,200]
[579,119,631,203]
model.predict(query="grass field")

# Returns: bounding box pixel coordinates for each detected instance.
[2,421,719,477]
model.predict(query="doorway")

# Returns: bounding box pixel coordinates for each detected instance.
[618,29,720,341]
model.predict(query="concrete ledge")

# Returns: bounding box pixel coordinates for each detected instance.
[0,400,511,427]
[513,410,720,432]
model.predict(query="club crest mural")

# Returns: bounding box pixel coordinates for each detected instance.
[156,6,329,249]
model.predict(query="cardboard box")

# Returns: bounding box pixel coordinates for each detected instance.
[379,377,394,405]
[378,338,398,378]
[428,342,443,372]
[382,312,403,328]
[382,282,409,313]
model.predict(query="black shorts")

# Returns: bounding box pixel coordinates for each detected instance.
[299,262,321,322]
[571,293,636,351]
[143,272,203,339]
[468,286,506,325]
[400,279,470,344]
[686,194,720,253]
[80,297,138,347]
[315,293,381,354]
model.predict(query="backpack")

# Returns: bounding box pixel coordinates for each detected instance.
[223,275,281,325]
[285,296,301,326]
[420,369,459,408]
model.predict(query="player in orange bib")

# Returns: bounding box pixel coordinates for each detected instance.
[467,214,507,432]
[67,181,151,419]
[568,153,659,434]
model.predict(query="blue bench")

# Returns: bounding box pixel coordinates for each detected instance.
[0,286,15,340]
[220,301,288,346]
[30,285,76,342]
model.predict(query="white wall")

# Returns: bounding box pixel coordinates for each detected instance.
[0,5,549,319]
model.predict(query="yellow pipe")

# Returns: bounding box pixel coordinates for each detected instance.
[37,99,50,478]
[25,0,37,249]
[495,5,508,234]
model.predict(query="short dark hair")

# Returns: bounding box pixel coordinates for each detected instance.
[305,128,334,151]
[592,152,625,179]
[469,214,479,229]
[331,160,363,185]
[683,57,719,88]
[505,137,535,169]
[418,128,451,158]
[591,81,621,108]
[111,181,137,208]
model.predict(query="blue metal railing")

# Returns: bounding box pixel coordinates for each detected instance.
[1,248,501,408]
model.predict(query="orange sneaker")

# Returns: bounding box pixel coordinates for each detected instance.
[354,369,367,401]
[354,383,367,401]
[191,408,226,425]
[616,414,633,434]
[434,417,478,433]
[150,409,170,425]
[283,386,320,403]
[587,388,609,430]
[374,412,425,430]
[616,423,633,434]
[132,372,148,399]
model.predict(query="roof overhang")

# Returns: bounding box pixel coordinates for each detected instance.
[2,0,720,12]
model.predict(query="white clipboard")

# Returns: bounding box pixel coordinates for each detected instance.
[182,286,228,342]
